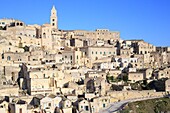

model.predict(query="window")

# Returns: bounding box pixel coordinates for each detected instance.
[85,106,89,111]
[100,52,102,54]
[16,23,19,26]
[19,108,22,113]
[70,55,72,60]
[95,57,98,60]
[104,52,106,55]
[52,19,55,21]
[65,56,67,58]
[7,56,11,61]
[20,23,23,26]
[109,52,111,54]
[103,104,106,108]
[77,55,78,59]
[92,51,93,54]
[2,54,4,59]
[96,51,97,54]
[48,103,51,107]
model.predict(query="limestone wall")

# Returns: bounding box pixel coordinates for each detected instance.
[107,90,165,100]
[0,87,19,96]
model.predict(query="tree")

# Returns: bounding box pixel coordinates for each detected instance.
[146,78,168,91]
[111,84,123,91]
[106,75,114,83]
[123,75,128,82]
[130,82,143,90]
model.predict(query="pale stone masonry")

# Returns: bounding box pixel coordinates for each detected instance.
[0,5,169,113]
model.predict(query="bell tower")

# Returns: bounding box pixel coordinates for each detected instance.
[50,5,58,29]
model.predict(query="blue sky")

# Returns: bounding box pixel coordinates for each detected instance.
[0,0,170,46]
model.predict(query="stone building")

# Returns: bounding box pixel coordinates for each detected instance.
[78,99,90,113]
[165,79,170,93]
[73,29,120,42]
[91,96,110,113]
[157,67,170,79]
[128,72,144,83]
[40,94,62,113]
[130,39,156,54]
[80,46,117,62]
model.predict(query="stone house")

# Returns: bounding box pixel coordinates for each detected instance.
[108,69,122,78]
[40,94,62,113]
[61,98,73,113]
[157,67,170,79]
[9,99,27,113]
[90,96,110,113]
[80,46,117,62]
[128,72,144,83]
[165,79,170,93]
[0,101,8,113]
[139,68,153,79]
[78,99,90,113]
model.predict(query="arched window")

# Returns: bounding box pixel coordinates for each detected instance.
[11,72,15,81]
[16,22,19,26]
[7,56,11,61]
[1,53,4,59]
[20,23,23,26]
[43,33,46,38]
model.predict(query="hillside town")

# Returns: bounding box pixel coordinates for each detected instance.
[0,6,170,113]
